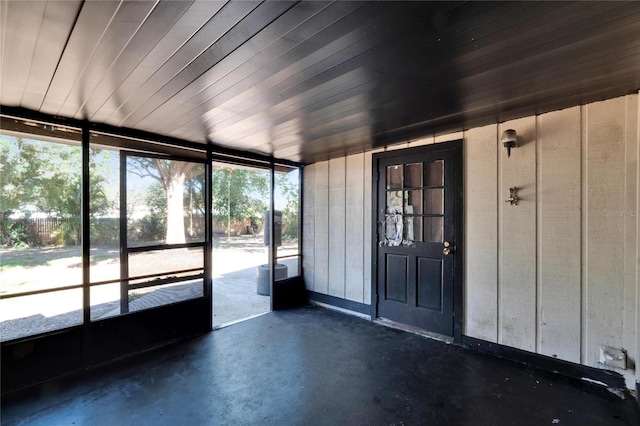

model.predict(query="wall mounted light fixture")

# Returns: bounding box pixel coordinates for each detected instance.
[501,129,518,157]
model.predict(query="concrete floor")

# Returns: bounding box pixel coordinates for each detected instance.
[2,306,639,425]
[212,256,298,327]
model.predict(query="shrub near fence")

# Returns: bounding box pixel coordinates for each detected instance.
[1,216,89,247]
[1,214,272,247]
[91,218,120,245]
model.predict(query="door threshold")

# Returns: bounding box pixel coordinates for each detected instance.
[375,317,453,344]
[212,311,271,330]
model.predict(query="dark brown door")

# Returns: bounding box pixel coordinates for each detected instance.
[374,141,462,337]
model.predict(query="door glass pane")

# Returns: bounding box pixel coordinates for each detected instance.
[425,216,444,242]
[274,166,300,279]
[404,190,422,215]
[386,165,403,189]
[404,163,422,188]
[386,191,403,212]
[425,160,444,186]
[423,188,444,214]
[403,216,422,242]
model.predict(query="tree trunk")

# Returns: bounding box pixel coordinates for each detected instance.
[150,159,195,245]
[134,158,197,244]
[165,174,186,244]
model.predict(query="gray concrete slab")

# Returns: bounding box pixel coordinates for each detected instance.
[2,306,638,425]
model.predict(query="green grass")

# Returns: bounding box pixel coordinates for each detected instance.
[1,255,108,270]
[0,251,84,270]
[0,256,45,269]
[90,254,113,261]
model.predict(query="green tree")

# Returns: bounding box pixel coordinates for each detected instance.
[0,135,111,246]
[211,167,269,236]
[276,171,299,241]
[0,136,41,214]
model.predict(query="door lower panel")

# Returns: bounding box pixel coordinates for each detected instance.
[385,254,408,303]
[417,257,443,311]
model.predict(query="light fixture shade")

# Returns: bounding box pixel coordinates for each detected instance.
[501,129,518,157]
[500,129,517,144]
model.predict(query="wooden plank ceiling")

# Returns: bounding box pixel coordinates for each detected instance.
[2,1,639,164]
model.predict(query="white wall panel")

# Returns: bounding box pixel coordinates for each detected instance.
[623,94,639,369]
[636,92,640,385]
[302,164,315,290]
[498,117,537,352]
[463,124,498,342]
[584,97,626,368]
[328,157,346,298]
[345,153,365,303]
[537,107,581,362]
[363,152,373,305]
[314,161,329,294]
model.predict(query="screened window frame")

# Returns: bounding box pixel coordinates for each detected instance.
[0,112,303,342]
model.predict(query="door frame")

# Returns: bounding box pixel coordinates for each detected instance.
[370,139,463,343]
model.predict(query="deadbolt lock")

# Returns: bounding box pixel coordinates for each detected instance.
[443,241,451,248]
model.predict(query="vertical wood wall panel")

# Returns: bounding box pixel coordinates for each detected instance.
[498,116,537,352]
[623,94,639,366]
[636,92,640,386]
[463,124,498,342]
[537,107,582,362]
[580,105,588,365]
[363,153,373,305]
[345,154,365,303]
[314,161,329,294]
[584,97,626,368]
[302,164,315,290]
[328,157,346,298]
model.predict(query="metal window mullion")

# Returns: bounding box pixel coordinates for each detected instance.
[128,273,204,290]
[126,267,204,283]
[205,151,213,329]
[269,161,275,311]
[82,124,90,324]
[120,153,129,314]
[297,165,303,277]
[126,241,204,253]
[0,284,84,299]
[211,154,270,171]
[119,149,207,165]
